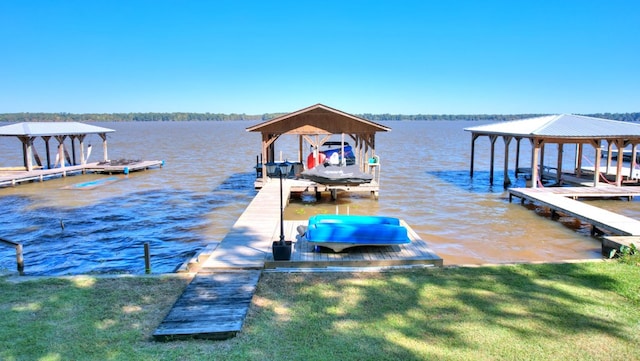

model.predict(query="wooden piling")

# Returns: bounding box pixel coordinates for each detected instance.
[144,242,151,274]
[0,238,24,275]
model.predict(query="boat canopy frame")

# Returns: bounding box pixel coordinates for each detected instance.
[246,103,390,181]
[465,114,640,188]
[0,122,115,171]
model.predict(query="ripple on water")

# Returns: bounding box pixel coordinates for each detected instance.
[0,170,257,275]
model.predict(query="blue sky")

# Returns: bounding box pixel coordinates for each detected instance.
[1,0,638,115]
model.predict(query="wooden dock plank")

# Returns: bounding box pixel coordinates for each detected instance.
[519,185,640,199]
[153,270,261,341]
[0,160,163,187]
[265,220,443,269]
[509,187,640,236]
[153,322,242,340]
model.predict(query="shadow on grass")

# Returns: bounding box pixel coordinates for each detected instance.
[0,275,193,360]
[1,262,638,360]
[250,262,639,360]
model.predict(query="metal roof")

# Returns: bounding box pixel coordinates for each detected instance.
[464,114,640,138]
[0,122,115,137]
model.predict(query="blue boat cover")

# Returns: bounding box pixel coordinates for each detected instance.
[305,215,410,249]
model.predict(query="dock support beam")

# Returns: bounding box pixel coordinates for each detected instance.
[469,134,477,178]
[489,135,497,185]
[503,136,512,188]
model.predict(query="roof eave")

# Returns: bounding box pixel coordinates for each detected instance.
[246,103,391,133]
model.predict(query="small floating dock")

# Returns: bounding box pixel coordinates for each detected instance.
[154,178,442,340]
[84,160,164,174]
[0,121,164,187]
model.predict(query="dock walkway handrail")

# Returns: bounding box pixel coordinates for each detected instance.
[0,238,24,275]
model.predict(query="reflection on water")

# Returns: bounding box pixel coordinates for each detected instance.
[1,120,633,275]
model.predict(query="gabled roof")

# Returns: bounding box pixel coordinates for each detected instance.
[246,103,391,134]
[464,114,640,138]
[0,122,115,137]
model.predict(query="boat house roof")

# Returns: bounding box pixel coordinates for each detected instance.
[0,122,115,137]
[246,103,389,183]
[465,114,640,189]
[0,122,115,171]
[246,103,390,135]
[464,114,640,140]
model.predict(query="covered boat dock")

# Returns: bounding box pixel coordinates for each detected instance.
[246,103,390,198]
[0,122,163,186]
[0,121,114,171]
[468,115,640,255]
[465,114,640,188]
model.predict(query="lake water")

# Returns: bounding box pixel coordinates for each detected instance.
[1,120,637,275]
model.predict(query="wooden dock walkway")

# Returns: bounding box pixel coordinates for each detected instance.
[152,270,261,341]
[514,185,640,200]
[154,179,442,340]
[509,187,640,236]
[0,164,86,186]
[0,160,164,187]
[154,179,288,340]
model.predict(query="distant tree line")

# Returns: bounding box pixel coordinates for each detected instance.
[359,113,640,122]
[358,113,551,121]
[0,112,638,122]
[0,112,277,122]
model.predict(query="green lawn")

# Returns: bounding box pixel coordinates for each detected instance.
[1,261,639,361]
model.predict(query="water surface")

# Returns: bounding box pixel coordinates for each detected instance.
[1,120,634,275]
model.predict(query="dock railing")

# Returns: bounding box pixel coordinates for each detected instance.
[0,238,24,275]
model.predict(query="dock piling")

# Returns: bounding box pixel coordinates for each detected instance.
[144,242,151,274]
[0,238,24,275]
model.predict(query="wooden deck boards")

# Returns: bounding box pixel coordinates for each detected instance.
[84,160,164,174]
[153,270,261,340]
[509,187,640,236]
[0,165,85,186]
[264,220,443,269]
[200,179,286,270]
[517,186,640,199]
[0,160,163,187]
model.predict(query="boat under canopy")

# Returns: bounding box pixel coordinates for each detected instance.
[306,141,356,169]
[301,164,373,185]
